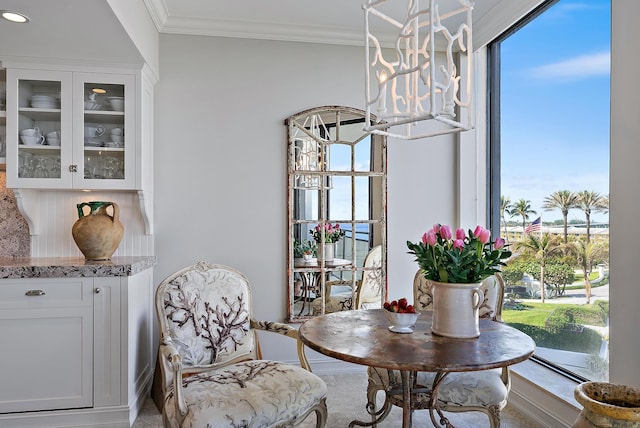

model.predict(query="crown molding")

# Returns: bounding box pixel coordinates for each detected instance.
[159,15,368,47]
[472,0,546,50]
[143,0,169,33]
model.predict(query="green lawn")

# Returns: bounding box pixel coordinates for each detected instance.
[502,301,608,354]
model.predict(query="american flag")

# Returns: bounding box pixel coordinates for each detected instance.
[525,216,541,234]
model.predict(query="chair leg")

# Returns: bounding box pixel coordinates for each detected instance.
[487,405,502,428]
[314,397,328,428]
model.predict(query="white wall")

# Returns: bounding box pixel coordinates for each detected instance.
[153,34,485,361]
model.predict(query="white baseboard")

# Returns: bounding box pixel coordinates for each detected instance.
[0,405,131,428]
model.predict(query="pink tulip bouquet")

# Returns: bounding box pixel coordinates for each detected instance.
[407,224,511,283]
[310,222,346,244]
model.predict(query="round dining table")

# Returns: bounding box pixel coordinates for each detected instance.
[298,309,536,428]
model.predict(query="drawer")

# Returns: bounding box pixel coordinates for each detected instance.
[0,278,93,309]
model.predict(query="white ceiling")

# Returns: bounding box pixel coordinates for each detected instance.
[0,0,545,67]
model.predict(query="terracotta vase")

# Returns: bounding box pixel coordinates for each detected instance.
[573,382,640,427]
[72,201,124,261]
[429,280,483,338]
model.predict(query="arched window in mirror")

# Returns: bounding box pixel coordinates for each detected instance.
[285,106,387,322]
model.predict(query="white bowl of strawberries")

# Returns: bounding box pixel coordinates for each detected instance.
[383,298,419,333]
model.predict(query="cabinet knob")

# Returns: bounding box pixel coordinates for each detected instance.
[95,288,101,294]
[69,164,78,172]
[25,289,46,296]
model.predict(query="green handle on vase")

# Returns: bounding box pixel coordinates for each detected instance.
[76,201,110,218]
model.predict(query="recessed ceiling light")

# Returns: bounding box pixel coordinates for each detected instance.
[92,88,107,94]
[1,10,30,23]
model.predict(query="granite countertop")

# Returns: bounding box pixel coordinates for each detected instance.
[0,256,157,279]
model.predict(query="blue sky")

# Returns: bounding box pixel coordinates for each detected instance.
[500,0,610,223]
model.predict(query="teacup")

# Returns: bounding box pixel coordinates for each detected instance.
[21,135,45,145]
[21,127,41,137]
[84,126,105,138]
[47,137,61,146]
[110,128,123,136]
[46,130,61,139]
[110,135,124,143]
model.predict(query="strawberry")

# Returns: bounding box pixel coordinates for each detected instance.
[398,298,408,310]
[405,305,416,314]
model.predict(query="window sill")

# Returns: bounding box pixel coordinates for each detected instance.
[509,359,581,427]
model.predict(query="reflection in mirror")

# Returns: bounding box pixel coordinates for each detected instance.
[285,106,387,322]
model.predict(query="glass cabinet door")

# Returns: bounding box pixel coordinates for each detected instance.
[6,69,73,188]
[73,73,135,189]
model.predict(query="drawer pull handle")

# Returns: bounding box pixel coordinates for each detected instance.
[25,289,46,296]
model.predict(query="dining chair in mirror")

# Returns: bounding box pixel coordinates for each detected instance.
[311,244,383,315]
[285,106,387,322]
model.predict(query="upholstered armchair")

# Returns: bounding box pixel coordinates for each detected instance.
[366,272,508,428]
[312,245,383,315]
[155,261,328,428]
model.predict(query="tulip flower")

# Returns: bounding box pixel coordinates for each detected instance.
[440,225,452,240]
[494,237,505,249]
[425,230,437,246]
[453,239,465,250]
[456,228,466,240]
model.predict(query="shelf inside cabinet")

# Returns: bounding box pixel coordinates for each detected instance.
[83,146,125,153]
[84,111,124,124]
[18,145,61,154]
[18,108,61,121]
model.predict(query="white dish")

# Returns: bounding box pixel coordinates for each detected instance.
[107,96,125,111]
[84,101,103,111]
[31,101,59,109]
[388,325,413,334]
[85,140,104,147]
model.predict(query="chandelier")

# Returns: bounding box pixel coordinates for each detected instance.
[291,113,331,190]
[363,0,474,140]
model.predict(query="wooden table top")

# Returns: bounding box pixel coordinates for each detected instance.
[298,309,536,373]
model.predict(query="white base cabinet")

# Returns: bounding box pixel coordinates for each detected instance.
[0,269,153,427]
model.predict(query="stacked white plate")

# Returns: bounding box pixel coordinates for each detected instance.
[31,95,59,109]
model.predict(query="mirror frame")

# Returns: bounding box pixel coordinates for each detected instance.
[285,106,387,322]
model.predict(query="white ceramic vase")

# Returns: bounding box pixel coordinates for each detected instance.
[319,243,335,262]
[429,280,483,338]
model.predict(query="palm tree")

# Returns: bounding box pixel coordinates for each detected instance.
[542,190,578,250]
[514,233,563,303]
[510,199,537,237]
[567,238,608,304]
[500,195,512,242]
[577,191,606,243]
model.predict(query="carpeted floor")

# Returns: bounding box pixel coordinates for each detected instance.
[133,370,541,427]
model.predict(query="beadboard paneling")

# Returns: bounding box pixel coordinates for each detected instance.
[27,190,153,258]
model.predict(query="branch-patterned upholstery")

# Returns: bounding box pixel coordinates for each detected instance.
[156,261,328,427]
[366,273,509,428]
[311,245,383,315]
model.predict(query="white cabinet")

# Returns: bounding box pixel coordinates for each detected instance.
[5,67,138,190]
[0,278,94,413]
[0,269,153,427]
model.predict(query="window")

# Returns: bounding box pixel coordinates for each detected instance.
[489,0,610,381]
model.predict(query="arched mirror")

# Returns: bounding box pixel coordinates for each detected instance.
[285,106,387,322]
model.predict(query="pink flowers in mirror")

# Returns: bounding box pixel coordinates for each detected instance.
[310,222,346,243]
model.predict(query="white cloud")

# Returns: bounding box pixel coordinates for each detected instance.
[529,52,610,81]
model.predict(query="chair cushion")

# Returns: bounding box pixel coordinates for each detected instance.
[166,360,328,427]
[368,367,508,407]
